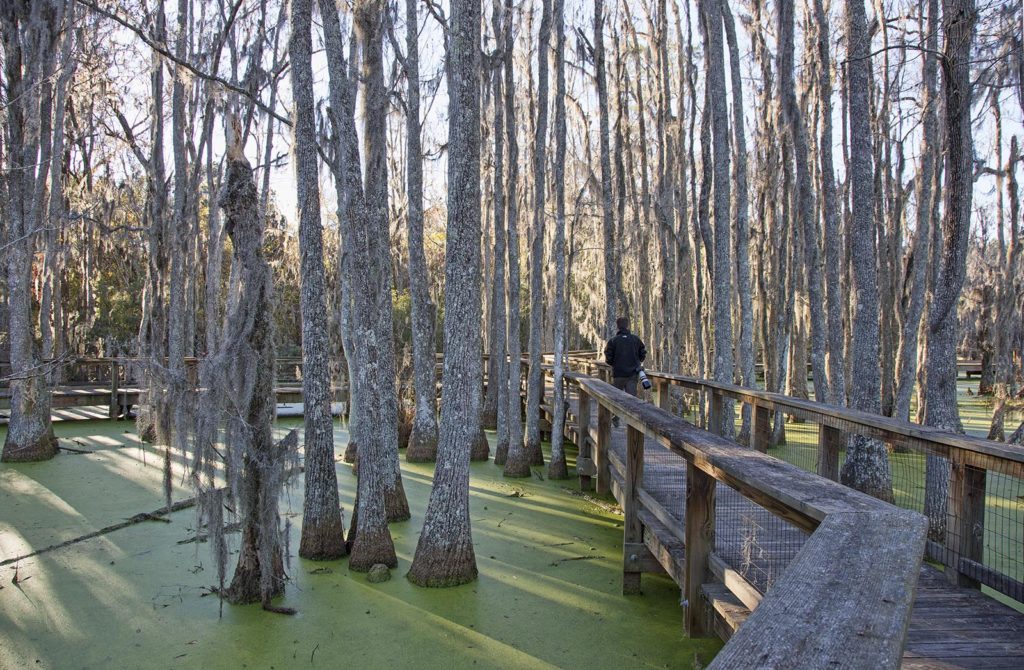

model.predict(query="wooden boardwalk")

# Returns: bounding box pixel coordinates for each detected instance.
[0,384,341,421]
[560,388,1024,669]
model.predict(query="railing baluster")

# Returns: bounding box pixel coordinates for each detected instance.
[751,402,771,453]
[684,459,716,637]
[576,390,593,491]
[816,424,842,481]
[709,390,723,437]
[596,403,612,495]
[655,378,670,411]
[623,424,644,595]
[946,448,986,589]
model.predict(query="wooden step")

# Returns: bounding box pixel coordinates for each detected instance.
[701,582,751,642]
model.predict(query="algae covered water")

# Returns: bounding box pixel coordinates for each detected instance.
[0,418,721,669]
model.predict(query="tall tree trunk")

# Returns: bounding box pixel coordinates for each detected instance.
[548,0,568,480]
[839,0,894,502]
[292,0,346,560]
[813,0,846,406]
[701,0,734,436]
[923,0,976,539]
[404,0,440,462]
[893,0,939,421]
[524,0,551,466]
[778,0,829,405]
[489,0,510,462]
[595,0,616,338]
[216,129,292,608]
[501,0,528,475]
[722,2,754,438]
[408,0,481,587]
[321,0,399,571]
[0,0,65,462]
[167,0,191,487]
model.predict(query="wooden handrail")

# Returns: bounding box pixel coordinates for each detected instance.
[554,354,1024,603]
[562,372,926,668]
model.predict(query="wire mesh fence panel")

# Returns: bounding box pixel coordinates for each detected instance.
[757,412,822,475]
[983,470,1024,590]
[888,448,929,515]
[714,485,809,594]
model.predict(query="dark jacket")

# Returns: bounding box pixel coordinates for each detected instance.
[604,330,647,379]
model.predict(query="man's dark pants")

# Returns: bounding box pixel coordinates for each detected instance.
[611,375,638,427]
[612,375,639,396]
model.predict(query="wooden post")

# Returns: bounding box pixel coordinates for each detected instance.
[816,424,842,481]
[655,378,670,411]
[684,460,716,637]
[109,360,120,420]
[946,449,986,589]
[750,403,771,452]
[576,390,593,490]
[596,403,612,495]
[709,390,723,436]
[623,424,644,594]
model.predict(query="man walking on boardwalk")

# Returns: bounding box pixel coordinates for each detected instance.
[604,317,647,427]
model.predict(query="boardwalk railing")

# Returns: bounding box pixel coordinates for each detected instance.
[1,356,334,418]
[556,370,927,668]
[559,352,1024,607]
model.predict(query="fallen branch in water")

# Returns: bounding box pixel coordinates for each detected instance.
[1,466,304,567]
[0,496,197,567]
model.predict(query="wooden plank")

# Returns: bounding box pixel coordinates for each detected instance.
[655,378,670,411]
[946,449,986,589]
[708,510,926,670]
[702,583,751,642]
[685,460,715,637]
[709,391,723,437]
[816,424,842,482]
[750,403,770,453]
[638,509,686,585]
[636,488,686,547]
[709,552,763,612]
[577,390,592,490]
[622,542,666,575]
[596,403,612,496]
[957,557,1024,603]
[623,425,644,595]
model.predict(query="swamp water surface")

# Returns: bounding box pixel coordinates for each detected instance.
[0,418,721,670]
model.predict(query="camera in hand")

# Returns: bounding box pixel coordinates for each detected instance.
[638,368,652,391]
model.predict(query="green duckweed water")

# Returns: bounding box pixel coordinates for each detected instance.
[0,418,721,670]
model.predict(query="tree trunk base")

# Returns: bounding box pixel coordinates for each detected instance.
[298,516,348,560]
[547,456,568,480]
[503,455,531,478]
[349,527,398,572]
[407,538,477,587]
[385,475,411,522]
[224,542,285,605]
[525,438,545,466]
[480,407,497,430]
[343,440,358,464]
[406,422,438,462]
[2,430,59,462]
[493,439,509,465]
[470,428,490,461]
[840,436,895,503]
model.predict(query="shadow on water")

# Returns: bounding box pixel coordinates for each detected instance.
[0,417,720,669]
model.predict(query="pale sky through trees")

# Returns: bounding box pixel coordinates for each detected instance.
[97,0,1023,233]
